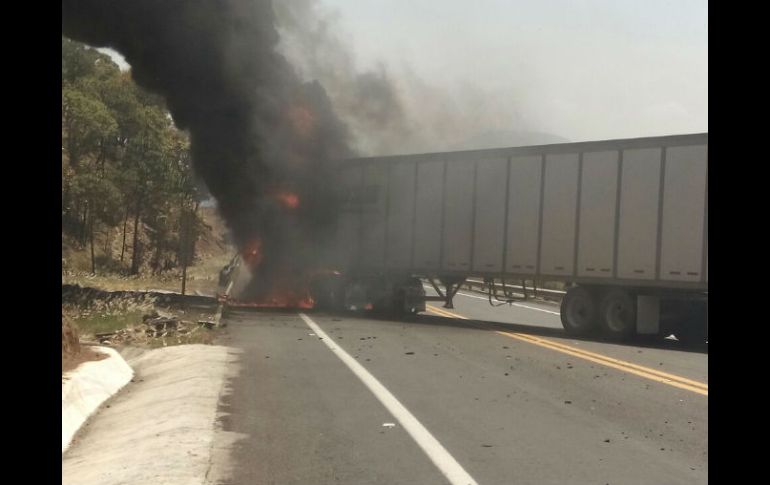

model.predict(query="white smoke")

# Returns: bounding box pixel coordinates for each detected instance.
[273,0,558,156]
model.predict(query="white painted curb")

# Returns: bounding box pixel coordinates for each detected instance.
[62,346,134,453]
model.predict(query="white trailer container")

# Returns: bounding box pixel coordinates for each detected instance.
[334,133,708,342]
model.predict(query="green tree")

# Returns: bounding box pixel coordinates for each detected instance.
[70,171,123,272]
[61,86,117,170]
[62,36,201,278]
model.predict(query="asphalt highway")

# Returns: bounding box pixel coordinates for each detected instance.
[211,289,707,484]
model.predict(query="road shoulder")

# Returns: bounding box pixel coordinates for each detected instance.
[62,345,133,453]
[62,344,239,485]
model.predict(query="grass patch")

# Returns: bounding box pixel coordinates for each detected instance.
[73,311,146,336]
[61,254,234,296]
[63,286,220,349]
[62,292,157,339]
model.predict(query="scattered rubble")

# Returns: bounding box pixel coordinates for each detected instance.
[94,312,215,347]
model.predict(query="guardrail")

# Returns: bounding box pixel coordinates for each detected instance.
[462,278,566,302]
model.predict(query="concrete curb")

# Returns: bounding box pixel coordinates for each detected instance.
[62,346,134,453]
[62,345,241,485]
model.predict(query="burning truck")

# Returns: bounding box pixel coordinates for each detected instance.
[219,182,426,315]
[223,132,708,346]
[63,1,707,342]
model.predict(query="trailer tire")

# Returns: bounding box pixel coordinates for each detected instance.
[599,288,636,339]
[561,286,599,335]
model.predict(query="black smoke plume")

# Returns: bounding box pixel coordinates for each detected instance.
[63,0,353,298]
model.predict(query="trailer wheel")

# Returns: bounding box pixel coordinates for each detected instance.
[561,286,599,335]
[599,289,636,339]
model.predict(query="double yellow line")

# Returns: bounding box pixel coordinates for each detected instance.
[427,304,470,320]
[425,304,708,396]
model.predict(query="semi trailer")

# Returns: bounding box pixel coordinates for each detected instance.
[332,133,708,343]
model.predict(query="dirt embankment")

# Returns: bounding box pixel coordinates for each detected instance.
[62,315,80,360]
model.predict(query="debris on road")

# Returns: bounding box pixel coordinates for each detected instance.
[94,312,215,347]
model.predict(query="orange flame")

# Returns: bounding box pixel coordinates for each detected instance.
[227,271,316,309]
[232,238,318,309]
[226,291,315,309]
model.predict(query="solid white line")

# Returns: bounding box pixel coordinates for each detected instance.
[455,291,491,301]
[511,302,561,316]
[298,313,479,485]
[423,285,561,316]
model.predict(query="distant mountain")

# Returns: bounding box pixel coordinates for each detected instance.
[450,131,570,151]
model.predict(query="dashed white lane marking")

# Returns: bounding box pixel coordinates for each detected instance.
[423,285,562,316]
[298,313,479,485]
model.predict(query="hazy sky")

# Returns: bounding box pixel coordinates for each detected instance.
[98,0,707,144]
[318,0,708,142]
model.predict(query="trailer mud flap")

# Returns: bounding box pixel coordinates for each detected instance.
[636,295,660,334]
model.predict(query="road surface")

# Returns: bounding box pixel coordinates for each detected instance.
[211,289,707,484]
